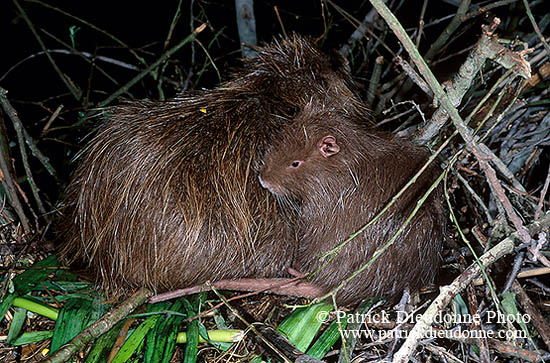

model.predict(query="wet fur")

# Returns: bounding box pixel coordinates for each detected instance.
[57,35,369,296]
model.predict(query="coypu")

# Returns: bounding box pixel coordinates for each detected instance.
[259,102,447,305]
[57,35,369,296]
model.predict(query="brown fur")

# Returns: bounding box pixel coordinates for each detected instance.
[259,102,447,305]
[57,35,368,295]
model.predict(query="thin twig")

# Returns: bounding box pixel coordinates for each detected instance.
[12,0,82,102]
[0,89,58,181]
[210,287,293,363]
[97,24,206,108]
[457,172,493,224]
[395,56,432,97]
[535,154,550,221]
[339,6,379,56]
[0,88,46,219]
[462,0,518,22]
[328,0,395,56]
[423,0,471,62]
[466,284,490,363]
[273,6,287,39]
[41,105,64,136]
[512,280,550,351]
[157,0,184,100]
[502,251,525,292]
[367,56,384,109]
[472,147,531,244]
[182,0,196,93]
[521,0,550,59]
[27,0,148,66]
[415,0,429,48]
[0,113,30,233]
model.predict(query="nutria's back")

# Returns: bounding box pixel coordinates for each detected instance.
[57,35,370,295]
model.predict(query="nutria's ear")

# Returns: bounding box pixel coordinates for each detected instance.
[318,136,340,158]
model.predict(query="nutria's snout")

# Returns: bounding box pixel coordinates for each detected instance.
[258,175,268,189]
[258,174,280,196]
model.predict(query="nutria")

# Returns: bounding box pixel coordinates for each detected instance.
[259,102,447,305]
[57,35,369,296]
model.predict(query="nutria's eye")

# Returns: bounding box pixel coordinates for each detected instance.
[290,161,301,168]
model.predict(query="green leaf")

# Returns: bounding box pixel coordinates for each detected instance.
[183,319,199,363]
[145,300,186,363]
[85,321,125,363]
[0,255,59,320]
[11,331,54,346]
[501,292,532,340]
[277,303,333,352]
[112,315,160,363]
[50,297,110,354]
[38,281,93,293]
[306,316,348,359]
[197,321,233,351]
[51,292,101,303]
[210,313,233,351]
[213,313,229,329]
[7,307,26,344]
[452,294,469,316]
[13,297,59,320]
[183,297,201,363]
[0,295,16,327]
[144,302,171,363]
[54,269,79,282]
[12,255,59,295]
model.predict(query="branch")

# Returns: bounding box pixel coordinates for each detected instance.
[0,88,47,219]
[44,288,153,363]
[235,0,258,58]
[339,6,379,56]
[0,103,31,232]
[392,212,550,363]
[149,276,325,304]
[414,18,532,144]
[423,0,471,62]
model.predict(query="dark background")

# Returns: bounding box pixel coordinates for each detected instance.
[2,1,511,103]
[0,0,543,213]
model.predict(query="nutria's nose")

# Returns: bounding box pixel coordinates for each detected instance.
[258,175,269,190]
[258,175,282,196]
